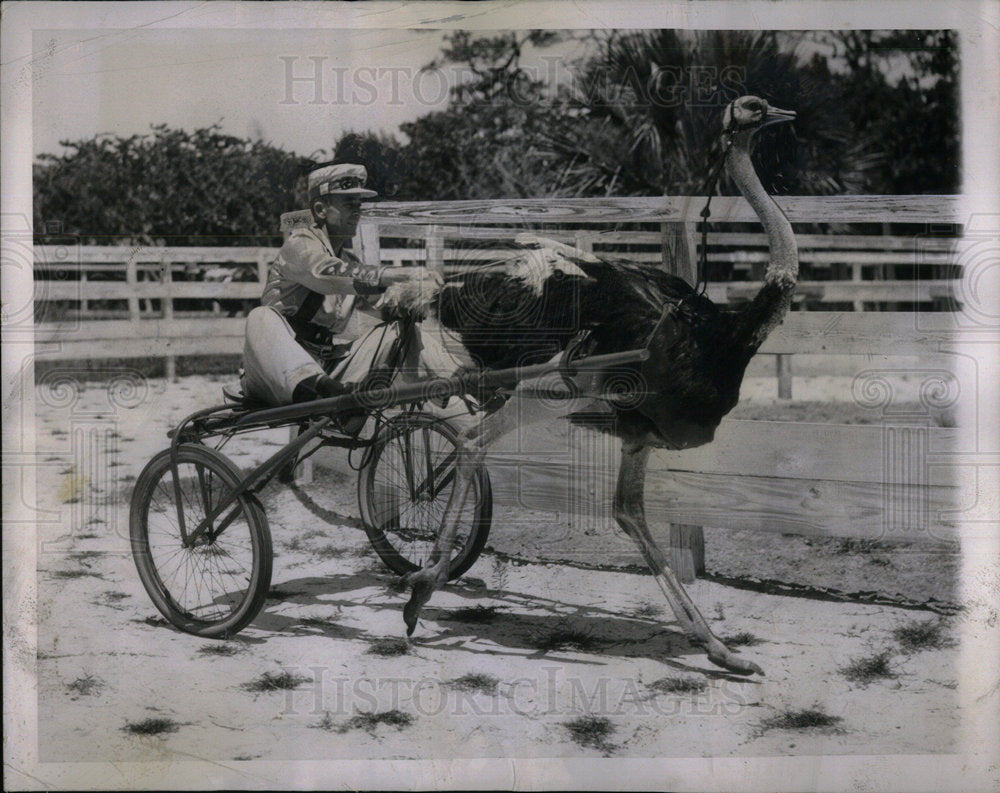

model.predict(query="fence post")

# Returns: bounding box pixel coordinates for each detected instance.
[777,354,793,399]
[852,261,864,312]
[357,221,381,266]
[425,225,444,274]
[668,525,705,584]
[661,218,705,582]
[125,257,141,325]
[81,267,90,316]
[256,249,270,291]
[161,255,177,382]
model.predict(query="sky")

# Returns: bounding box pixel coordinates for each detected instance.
[31,27,593,159]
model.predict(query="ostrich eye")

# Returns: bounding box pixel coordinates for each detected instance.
[746,100,762,111]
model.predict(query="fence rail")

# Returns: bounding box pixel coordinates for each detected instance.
[33,195,966,559]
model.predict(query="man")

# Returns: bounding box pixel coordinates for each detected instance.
[242,162,433,414]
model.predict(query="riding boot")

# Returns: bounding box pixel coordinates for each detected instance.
[292,375,366,435]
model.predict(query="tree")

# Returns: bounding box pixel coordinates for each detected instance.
[330,131,409,200]
[393,31,570,200]
[823,30,959,194]
[544,30,890,199]
[33,125,313,245]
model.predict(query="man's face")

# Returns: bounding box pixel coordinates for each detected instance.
[318,195,363,238]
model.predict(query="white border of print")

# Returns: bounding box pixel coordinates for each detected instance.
[3,2,998,791]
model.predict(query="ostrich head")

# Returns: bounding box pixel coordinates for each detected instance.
[722,95,796,142]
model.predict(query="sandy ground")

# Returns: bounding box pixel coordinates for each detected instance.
[29,372,965,767]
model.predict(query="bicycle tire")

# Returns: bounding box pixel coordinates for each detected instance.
[130,444,272,638]
[358,412,492,580]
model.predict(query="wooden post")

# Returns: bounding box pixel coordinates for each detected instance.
[294,439,314,485]
[661,218,705,583]
[125,258,140,325]
[425,225,444,274]
[777,354,793,400]
[851,261,864,313]
[684,222,701,281]
[668,524,705,584]
[161,256,177,382]
[256,250,269,292]
[81,268,90,317]
[660,222,696,282]
[358,221,382,267]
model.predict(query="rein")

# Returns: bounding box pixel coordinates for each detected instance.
[691,118,738,297]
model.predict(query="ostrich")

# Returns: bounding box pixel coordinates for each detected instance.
[383,96,798,676]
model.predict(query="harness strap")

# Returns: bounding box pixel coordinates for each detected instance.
[291,288,324,326]
[691,118,738,298]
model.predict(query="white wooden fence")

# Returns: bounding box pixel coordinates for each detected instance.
[35,195,961,384]
[32,195,968,563]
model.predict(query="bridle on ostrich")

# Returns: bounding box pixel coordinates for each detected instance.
[642,115,739,353]
[692,114,740,298]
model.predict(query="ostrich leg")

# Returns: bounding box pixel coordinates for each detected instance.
[401,433,483,634]
[402,375,594,633]
[614,442,764,676]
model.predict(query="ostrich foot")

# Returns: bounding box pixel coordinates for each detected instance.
[401,566,444,636]
[704,638,765,676]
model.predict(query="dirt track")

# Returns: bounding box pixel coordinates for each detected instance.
[31,373,964,765]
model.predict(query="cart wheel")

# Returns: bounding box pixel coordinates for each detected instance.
[130,444,272,638]
[358,412,491,580]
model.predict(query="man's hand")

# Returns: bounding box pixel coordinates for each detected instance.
[376,267,444,321]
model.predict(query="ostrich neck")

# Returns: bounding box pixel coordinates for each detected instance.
[725,141,799,348]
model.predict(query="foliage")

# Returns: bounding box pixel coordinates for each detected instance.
[547,29,956,198]
[824,30,959,195]
[394,31,570,200]
[33,29,959,242]
[33,124,314,245]
[396,28,958,199]
[332,131,409,199]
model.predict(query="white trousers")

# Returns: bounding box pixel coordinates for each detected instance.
[242,306,475,406]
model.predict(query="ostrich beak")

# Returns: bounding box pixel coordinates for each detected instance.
[760,106,796,129]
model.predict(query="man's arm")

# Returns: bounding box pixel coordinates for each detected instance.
[378,266,442,286]
[280,234,384,296]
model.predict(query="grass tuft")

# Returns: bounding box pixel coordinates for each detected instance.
[630,602,662,619]
[242,670,310,692]
[721,631,762,647]
[446,673,499,695]
[835,538,886,555]
[563,714,616,753]
[366,637,410,657]
[841,651,898,684]
[760,707,843,733]
[68,550,102,563]
[197,643,244,657]
[647,676,708,695]
[313,544,351,560]
[123,717,180,736]
[532,627,603,653]
[315,709,414,734]
[892,619,955,652]
[52,569,103,580]
[67,673,105,697]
